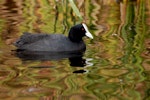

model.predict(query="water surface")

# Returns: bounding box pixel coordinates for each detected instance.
[0,0,150,100]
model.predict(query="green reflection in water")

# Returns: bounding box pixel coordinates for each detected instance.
[121,1,145,82]
[20,0,84,35]
[0,0,149,99]
[0,19,5,45]
[83,1,147,100]
[120,1,146,99]
[21,0,35,32]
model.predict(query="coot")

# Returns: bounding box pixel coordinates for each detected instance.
[14,23,93,52]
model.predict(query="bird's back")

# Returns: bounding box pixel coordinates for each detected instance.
[14,33,86,52]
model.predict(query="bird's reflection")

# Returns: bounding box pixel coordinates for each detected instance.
[69,56,88,74]
[13,50,89,74]
[69,57,86,67]
[14,50,84,61]
[73,70,87,74]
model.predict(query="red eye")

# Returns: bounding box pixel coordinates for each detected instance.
[81,28,85,31]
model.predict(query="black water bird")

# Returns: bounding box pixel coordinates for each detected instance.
[14,23,93,52]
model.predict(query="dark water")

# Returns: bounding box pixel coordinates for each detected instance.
[0,0,150,100]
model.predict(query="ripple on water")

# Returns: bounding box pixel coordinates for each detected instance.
[98,68,129,77]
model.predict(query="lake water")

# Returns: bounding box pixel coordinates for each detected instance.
[0,0,150,100]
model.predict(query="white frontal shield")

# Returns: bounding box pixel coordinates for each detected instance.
[82,23,93,39]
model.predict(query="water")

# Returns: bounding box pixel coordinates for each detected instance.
[0,0,150,100]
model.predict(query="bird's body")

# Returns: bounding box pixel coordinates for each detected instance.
[14,23,93,52]
[14,33,86,52]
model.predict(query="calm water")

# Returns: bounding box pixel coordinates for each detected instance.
[0,0,150,100]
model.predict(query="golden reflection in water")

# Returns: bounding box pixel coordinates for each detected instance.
[145,0,150,26]
[0,0,23,40]
[85,0,148,100]
[0,0,150,100]
[90,0,123,65]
